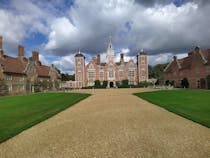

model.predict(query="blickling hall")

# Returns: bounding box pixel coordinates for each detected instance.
[74,38,149,88]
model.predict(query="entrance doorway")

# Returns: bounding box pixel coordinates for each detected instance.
[109,82,114,88]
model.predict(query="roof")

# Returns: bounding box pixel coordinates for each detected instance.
[35,65,50,77]
[164,48,210,73]
[100,62,106,66]
[0,55,27,74]
[75,53,84,57]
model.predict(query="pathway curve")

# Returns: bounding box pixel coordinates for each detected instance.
[0,88,210,158]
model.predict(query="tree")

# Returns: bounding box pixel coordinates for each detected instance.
[54,80,60,89]
[61,73,75,81]
[148,63,168,80]
[94,80,101,88]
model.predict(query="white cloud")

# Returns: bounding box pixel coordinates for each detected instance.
[149,52,188,65]
[39,54,50,66]
[52,54,75,74]
[1,0,210,73]
[43,0,210,58]
[45,17,79,51]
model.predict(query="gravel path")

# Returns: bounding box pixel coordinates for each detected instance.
[0,88,210,158]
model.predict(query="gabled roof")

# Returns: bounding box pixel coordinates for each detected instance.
[164,48,210,73]
[0,55,27,74]
[35,65,50,77]
[100,62,106,66]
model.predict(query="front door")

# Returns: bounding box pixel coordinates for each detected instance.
[110,82,114,88]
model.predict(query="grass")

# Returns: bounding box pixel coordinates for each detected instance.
[0,92,90,143]
[134,90,210,128]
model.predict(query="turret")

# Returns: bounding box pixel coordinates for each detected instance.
[137,49,148,82]
[74,50,85,88]
[106,36,115,63]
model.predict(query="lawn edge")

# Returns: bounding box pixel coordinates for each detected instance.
[133,91,210,129]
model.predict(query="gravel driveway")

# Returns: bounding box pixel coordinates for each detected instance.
[0,88,210,158]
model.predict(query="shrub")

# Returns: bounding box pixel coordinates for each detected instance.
[206,75,210,89]
[138,81,152,87]
[94,80,101,88]
[102,80,108,88]
[181,78,189,88]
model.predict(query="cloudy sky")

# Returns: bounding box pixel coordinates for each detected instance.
[0,0,210,74]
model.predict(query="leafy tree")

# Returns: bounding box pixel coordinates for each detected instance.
[148,63,168,80]
[54,80,60,89]
[61,73,75,81]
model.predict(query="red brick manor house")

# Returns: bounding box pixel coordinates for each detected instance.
[0,36,61,94]
[164,47,210,89]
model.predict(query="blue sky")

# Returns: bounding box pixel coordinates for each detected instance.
[0,0,210,74]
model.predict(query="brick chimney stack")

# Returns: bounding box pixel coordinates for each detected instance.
[0,36,3,58]
[32,51,39,62]
[97,54,100,64]
[18,45,25,57]
[0,36,2,50]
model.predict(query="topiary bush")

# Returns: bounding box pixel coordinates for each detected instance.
[181,78,189,88]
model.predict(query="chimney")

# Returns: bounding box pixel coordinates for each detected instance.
[0,36,2,50]
[97,54,100,64]
[32,51,39,62]
[173,56,177,61]
[120,53,124,63]
[18,45,25,57]
[0,50,3,58]
[92,57,97,63]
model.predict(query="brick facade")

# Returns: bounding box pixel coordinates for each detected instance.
[164,47,210,89]
[74,40,148,88]
[0,36,61,94]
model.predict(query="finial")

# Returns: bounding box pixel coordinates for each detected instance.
[79,48,81,54]
[141,48,144,52]
[109,35,112,43]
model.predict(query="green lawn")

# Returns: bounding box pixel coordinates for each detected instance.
[0,93,90,143]
[134,90,210,128]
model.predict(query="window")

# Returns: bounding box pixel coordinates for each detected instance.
[77,61,81,66]
[141,68,145,76]
[5,75,12,81]
[19,76,25,81]
[8,84,12,92]
[88,71,95,79]
[100,71,104,78]
[109,70,114,78]
[78,71,82,81]
[128,70,134,77]
[141,57,145,64]
[119,70,123,78]
[128,81,134,85]
[207,66,210,73]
